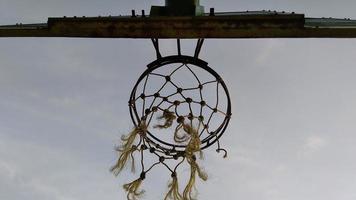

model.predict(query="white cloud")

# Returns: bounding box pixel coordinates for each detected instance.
[0,133,120,200]
[0,160,17,180]
[305,135,327,151]
[299,135,328,157]
[2,1,356,199]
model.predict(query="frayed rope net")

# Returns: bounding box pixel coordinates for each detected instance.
[112,56,231,200]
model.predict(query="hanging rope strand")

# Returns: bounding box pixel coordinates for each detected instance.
[111,123,147,176]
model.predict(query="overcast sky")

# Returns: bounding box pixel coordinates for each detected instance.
[1,0,356,200]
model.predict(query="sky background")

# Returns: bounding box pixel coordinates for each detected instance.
[1,0,356,200]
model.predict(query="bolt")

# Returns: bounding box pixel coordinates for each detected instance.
[209,8,215,16]
[131,10,136,17]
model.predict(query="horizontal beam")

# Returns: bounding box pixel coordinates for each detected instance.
[2,13,356,38]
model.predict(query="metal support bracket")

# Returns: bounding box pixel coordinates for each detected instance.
[151,38,162,59]
[194,38,204,58]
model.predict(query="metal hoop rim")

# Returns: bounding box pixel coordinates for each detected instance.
[129,55,232,153]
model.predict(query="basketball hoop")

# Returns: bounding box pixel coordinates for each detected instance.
[112,39,232,200]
